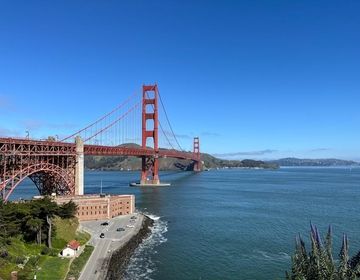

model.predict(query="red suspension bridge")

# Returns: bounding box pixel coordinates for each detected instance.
[0,85,202,201]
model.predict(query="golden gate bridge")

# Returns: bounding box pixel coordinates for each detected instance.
[0,85,202,201]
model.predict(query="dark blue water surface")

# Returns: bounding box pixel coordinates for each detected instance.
[11,168,360,280]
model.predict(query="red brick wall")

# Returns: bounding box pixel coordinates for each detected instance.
[55,195,135,221]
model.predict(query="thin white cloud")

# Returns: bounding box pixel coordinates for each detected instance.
[161,130,191,139]
[213,149,278,158]
[201,131,221,137]
[21,119,78,131]
[309,148,331,153]
[0,127,21,137]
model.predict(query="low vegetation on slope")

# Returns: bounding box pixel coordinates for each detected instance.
[66,245,94,280]
[0,198,89,280]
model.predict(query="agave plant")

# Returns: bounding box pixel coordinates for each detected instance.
[286,224,360,280]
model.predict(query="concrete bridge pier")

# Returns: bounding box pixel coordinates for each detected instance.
[75,136,84,195]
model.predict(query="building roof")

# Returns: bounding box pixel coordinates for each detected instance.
[56,194,133,200]
[67,240,80,250]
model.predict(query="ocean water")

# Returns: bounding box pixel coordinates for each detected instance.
[11,167,360,280]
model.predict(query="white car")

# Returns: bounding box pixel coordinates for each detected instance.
[126,225,135,228]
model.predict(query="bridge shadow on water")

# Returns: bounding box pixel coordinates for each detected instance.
[155,170,198,185]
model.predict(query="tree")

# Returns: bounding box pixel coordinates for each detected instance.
[0,199,6,239]
[26,218,43,245]
[30,197,59,248]
[39,198,59,249]
[287,224,360,280]
[2,201,30,238]
[57,200,77,219]
[0,197,78,248]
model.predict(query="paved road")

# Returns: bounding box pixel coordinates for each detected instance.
[79,213,144,280]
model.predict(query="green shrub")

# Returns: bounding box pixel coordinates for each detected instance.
[49,248,59,257]
[287,224,360,280]
[52,237,67,250]
[26,256,40,267]
[0,248,8,258]
[41,246,51,255]
[75,231,91,245]
[66,245,94,279]
[15,255,26,264]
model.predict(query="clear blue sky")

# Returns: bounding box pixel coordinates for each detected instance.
[0,0,359,160]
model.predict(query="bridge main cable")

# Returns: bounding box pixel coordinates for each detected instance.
[60,91,139,142]
[83,102,141,143]
[158,89,184,152]
[144,91,176,150]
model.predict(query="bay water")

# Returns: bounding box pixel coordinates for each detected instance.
[12,167,360,279]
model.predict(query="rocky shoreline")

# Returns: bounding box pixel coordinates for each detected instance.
[104,215,154,280]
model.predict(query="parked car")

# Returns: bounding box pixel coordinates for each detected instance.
[126,225,135,228]
[130,216,137,220]
[101,222,109,226]
[100,233,105,238]
[116,227,125,232]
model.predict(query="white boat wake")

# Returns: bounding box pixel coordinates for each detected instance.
[124,213,168,280]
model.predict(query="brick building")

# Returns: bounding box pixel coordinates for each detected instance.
[55,194,135,221]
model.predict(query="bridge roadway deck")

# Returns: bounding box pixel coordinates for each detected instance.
[0,137,198,161]
[84,144,197,161]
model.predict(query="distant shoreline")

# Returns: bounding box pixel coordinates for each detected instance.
[267,157,359,167]
[278,165,360,168]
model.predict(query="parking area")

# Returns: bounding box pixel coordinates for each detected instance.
[79,213,143,280]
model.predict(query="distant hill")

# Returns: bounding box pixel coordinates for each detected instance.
[268,157,360,167]
[84,144,278,171]
[201,153,278,169]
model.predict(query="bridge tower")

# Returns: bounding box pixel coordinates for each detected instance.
[75,136,84,195]
[141,84,160,185]
[193,137,202,172]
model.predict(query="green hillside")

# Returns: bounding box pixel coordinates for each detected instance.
[84,148,278,171]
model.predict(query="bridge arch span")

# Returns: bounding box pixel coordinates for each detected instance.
[1,162,75,202]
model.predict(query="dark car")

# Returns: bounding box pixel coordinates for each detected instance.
[116,228,125,232]
[101,222,109,226]
[100,233,105,238]
[130,216,137,220]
